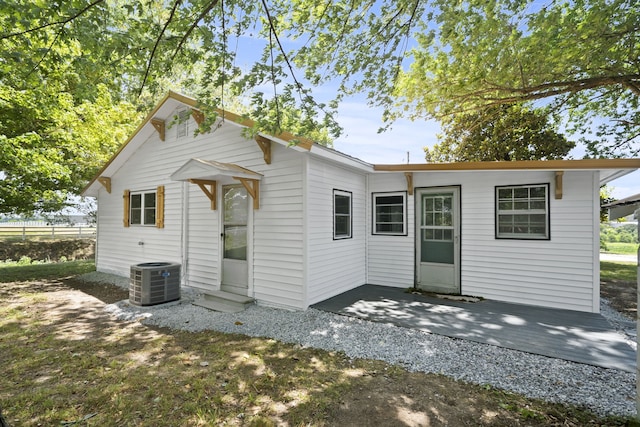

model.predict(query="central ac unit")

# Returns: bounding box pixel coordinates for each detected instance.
[129,262,181,306]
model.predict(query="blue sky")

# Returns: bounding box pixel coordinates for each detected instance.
[231,21,640,200]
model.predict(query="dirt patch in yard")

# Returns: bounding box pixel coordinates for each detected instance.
[601,279,637,321]
[0,278,628,427]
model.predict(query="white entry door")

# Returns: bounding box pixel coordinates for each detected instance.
[416,187,460,294]
[221,184,249,295]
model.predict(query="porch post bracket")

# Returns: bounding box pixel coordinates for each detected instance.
[98,176,111,193]
[192,110,205,126]
[235,177,260,210]
[555,171,564,200]
[405,172,414,196]
[255,135,272,164]
[151,118,165,141]
[189,179,217,210]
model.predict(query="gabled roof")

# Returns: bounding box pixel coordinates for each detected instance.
[82,91,640,197]
[81,91,316,196]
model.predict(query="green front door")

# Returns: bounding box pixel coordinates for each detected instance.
[416,187,460,294]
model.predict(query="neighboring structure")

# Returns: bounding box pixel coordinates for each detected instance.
[604,193,640,221]
[82,91,640,313]
[603,193,640,415]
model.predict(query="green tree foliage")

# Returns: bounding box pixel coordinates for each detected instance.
[1,0,638,213]
[425,104,574,162]
[0,1,145,214]
[599,185,615,223]
[601,223,638,244]
[397,0,639,157]
[0,85,139,214]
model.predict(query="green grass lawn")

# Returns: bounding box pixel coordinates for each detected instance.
[1,264,632,427]
[601,242,639,255]
[600,261,637,282]
[0,259,95,283]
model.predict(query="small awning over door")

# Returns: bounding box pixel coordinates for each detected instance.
[170,158,262,182]
[170,158,263,209]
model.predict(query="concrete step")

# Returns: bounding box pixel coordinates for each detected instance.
[192,290,254,313]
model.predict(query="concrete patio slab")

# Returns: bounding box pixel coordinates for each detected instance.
[312,285,636,373]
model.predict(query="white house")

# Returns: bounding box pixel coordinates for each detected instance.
[82,91,640,313]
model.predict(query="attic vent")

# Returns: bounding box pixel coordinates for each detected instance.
[129,262,181,306]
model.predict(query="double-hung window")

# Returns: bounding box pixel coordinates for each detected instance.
[124,186,165,228]
[496,184,549,239]
[130,191,156,226]
[333,189,352,239]
[373,192,406,235]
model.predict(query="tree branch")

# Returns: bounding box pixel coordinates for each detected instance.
[139,0,182,96]
[460,74,640,106]
[171,0,220,61]
[259,0,303,98]
[25,23,64,80]
[1,0,106,39]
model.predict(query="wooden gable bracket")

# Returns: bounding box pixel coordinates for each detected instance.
[235,177,260,209]
[189,179,217,210]
[97,176,111,193]
[151,118,165,141]
[555,171,564,200]
[404,172,414,196]
[255,135,272,164]
[191,110,205,126]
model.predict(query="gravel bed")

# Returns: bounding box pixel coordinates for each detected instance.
[81,272,637,418]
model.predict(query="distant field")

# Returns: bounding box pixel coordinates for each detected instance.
[602,242,639,255]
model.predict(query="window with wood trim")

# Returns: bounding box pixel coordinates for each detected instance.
[333,189,352,239]
[496,184,549,239]
[124,186,164,228]
[373,192,407,235]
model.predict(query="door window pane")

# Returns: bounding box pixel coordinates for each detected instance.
[224,186,248,224]
[224,226,247,260]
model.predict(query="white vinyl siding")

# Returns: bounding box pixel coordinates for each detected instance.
[252,145,305,309]
[367,170,599,313]
[94,105,305,309]
[93,96,602,314]
[367,174,415,287]
[459,171,597,312]
[306,159,367,305]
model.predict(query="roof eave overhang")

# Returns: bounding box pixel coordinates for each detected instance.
[373,158,640,172]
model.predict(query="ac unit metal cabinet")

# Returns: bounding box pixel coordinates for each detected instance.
[129,262,181,306]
